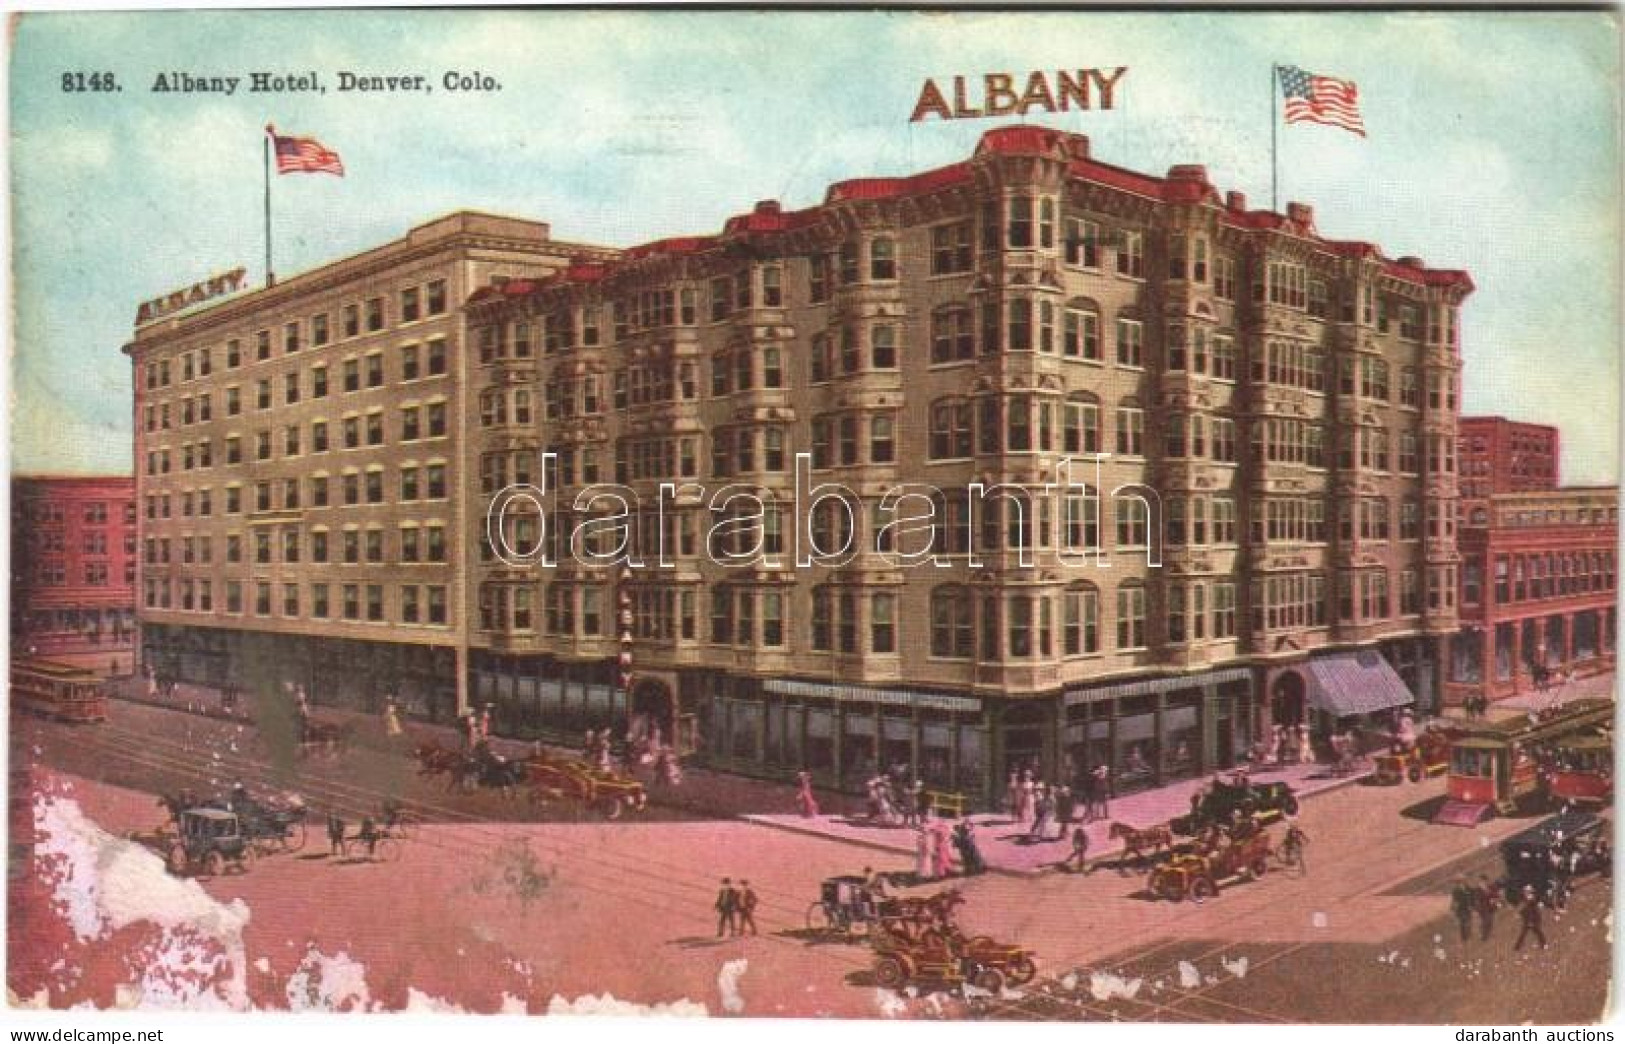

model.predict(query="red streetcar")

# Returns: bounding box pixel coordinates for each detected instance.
[1544,733,1613,807]
[10,656,109,723]
[1437,697,1613,824]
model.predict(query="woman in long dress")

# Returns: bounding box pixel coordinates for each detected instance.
[931,818,956,878]
[915,820,934,880]
[1017,773,1036,827]
[795,771,820,818]
[1297,725,1314,765]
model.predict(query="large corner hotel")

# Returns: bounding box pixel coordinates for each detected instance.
[126,125,1471,803]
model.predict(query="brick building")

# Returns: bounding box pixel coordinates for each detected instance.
[125,126,1474,804]
[1448,486,1616,703]
[11,475,138,673]
[123,213,614,721]
[1458,416,1559,525]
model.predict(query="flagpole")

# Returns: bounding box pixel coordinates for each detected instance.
[263,125,275,287]
[1270,65,1279,212]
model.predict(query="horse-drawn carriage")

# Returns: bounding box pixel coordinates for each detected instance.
[1373,727,1460,785]
[1147,829,1274,902]
[413,741,648,819]
[165,808,256,878]
[807,874,883,938]
[145,788,307,858]
[298,716,356,760]
[866,889,1036,995]
[1170,776,1298,836]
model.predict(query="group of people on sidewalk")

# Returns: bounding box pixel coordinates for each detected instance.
[1005,764,1112,833]
[911,816,987,879]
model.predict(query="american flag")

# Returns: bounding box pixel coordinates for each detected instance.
[266,125,345,175]
[1278,65,1366,137]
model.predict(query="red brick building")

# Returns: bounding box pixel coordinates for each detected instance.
[1448,486,1616,704]
[11,476,138,673]
[1458,417,1560,525]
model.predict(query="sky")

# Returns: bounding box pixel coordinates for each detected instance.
[9,9,1621,483]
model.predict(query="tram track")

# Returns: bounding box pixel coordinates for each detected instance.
[19,713,873,973]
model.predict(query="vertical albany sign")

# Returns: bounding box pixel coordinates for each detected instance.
[911,68,1128,122]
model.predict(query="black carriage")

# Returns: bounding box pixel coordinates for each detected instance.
[1170,777,1299,836]
[222,788,308,853]
[806,874,884,938]
[166,809,254,877]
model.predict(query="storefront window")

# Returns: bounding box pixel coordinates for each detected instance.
[843,710,877,784]
[1495,623,1515,681]
[880,715,913,778]
[1117,701,1157,792]
[805,707,834,773]
[764,703,790,766]
[1451,629,1484,683]
[920,722,953,787]
[956,728,984,794]
[1575,611,1599,660]
[730,700,761,761]
[1163,699,1200,780]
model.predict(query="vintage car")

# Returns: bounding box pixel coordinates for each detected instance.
[869,915,1036,994]
[1147,829,1273,901]
[1373,726,1461,785]
[166,808,254,877]
[1499,811,1607,906]
[1170,777,1299,836]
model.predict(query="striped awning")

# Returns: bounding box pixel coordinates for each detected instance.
[1063,666,1252,707]
[763,679,981,714]
[1305,650,1414,718]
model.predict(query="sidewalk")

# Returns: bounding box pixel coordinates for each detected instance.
[102,675,1366,875]
[745,759,1366,878]
[1493,669,1616,715]
[101,675,867,823]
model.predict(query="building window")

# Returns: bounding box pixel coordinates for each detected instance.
[1116,585,1146,649]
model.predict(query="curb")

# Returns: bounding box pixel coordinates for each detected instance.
[740,814,1037,880]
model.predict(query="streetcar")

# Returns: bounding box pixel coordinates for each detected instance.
[1436,697,1613,824]
[1544,733,1613,807]
[9,656,109,723]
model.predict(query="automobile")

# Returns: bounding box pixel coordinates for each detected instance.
[166,808,254,877]
[1170,776,1299,836]
[1499,810,1606,906]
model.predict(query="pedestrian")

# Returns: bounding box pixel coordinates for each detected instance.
[1474,875,1498,941]
[358,816,379,860]
[1513,886,1547,950]
[1064,826,1091,873]
[737,880,759,936]
[1017,772,1036,826]
[1091,764,1111,820]
[1004,771,1021,819]
[383,696,404,739]
[1027,783,1052,841]
[915,821,934,881]
[931,818,956,879]
[327,813,346,857]
[1077,769,1097,823]
[1055,784,1075,832]
[715,878,739,938]
[952,820,986,876]
[1450,876,1476,943]
[480,703,493,741]
[794,770,820,818]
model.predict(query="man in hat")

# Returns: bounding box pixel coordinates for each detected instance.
[1474,874,1498,941]
[737,880,760,936]
[1450,877,1476,944]
[1514,885,1547,950]
[715,878,739,938]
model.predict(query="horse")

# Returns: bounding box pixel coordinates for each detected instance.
[414,740,463,782]
[1109,821,1173,872]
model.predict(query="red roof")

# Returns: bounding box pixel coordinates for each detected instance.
[469,123,1471,300]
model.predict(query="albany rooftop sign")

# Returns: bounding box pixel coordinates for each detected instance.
[135,267,248,326]
[911,68,1128,122]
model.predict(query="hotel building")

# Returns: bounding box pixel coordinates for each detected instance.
[128,127,1472,803]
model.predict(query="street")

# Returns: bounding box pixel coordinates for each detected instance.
[7,698,1612,1020]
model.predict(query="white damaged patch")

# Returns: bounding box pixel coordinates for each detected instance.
[546,993,708,1016]
[717,958,748,1015]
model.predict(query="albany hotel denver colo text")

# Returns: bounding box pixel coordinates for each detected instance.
[125,125,1472,804]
